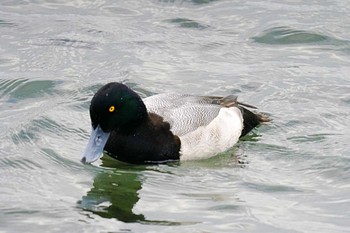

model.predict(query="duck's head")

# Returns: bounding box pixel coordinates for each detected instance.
[81,82,147,164]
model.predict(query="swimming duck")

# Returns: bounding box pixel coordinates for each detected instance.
[81,82,268,164]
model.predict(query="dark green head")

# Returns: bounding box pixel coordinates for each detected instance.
[81,82,148,164]
[90,82,148,132]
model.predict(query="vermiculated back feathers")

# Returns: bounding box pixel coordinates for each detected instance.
[143,93,268,137]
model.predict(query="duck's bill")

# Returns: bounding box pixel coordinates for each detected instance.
[81,125,110,164]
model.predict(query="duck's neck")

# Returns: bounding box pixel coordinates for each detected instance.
[119,99,149,134]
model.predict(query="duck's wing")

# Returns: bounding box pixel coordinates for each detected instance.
[143,93,241,136]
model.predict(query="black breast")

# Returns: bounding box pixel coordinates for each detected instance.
[104,113,181,164]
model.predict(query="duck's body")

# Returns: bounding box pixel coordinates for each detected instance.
[81,83,268,164]
[143,93,248,161]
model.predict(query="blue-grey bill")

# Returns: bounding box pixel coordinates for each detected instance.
[81,125,110,164]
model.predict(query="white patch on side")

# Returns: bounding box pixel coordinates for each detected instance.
[179,107,243,161]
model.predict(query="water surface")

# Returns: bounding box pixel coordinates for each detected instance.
[1,0,350,232]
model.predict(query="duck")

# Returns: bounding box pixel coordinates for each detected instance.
[81,82,269,164]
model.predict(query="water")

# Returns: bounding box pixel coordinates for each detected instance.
[1,0,350,232]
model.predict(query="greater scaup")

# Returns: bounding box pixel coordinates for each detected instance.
[81,82,269,164]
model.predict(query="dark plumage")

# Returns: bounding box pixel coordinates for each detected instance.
[105,113,181,164]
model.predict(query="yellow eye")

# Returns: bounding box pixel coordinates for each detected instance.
[109,106,115,112]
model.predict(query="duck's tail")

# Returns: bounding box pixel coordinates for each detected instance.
[238,106,270,138]
[206,95,270,137]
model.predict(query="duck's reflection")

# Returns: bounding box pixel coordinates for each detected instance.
[80,158,145,222]
[79,156,184,225]
[79,153,246,225]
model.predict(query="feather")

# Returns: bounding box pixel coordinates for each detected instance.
[143,94,222,136]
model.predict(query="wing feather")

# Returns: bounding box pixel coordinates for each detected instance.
[143,93,221,136]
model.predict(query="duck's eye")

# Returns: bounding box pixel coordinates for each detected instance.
[109,106,115,112]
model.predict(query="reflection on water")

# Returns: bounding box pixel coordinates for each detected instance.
[79,157,188,225]
[79,165,145,223]
[79,147,252,224]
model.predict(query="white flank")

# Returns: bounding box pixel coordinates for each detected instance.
[179,107,243,161]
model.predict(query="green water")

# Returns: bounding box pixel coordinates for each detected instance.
[1,0,350,232]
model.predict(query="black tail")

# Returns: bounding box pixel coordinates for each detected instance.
[239,106,270,138]
[204,95,270,137]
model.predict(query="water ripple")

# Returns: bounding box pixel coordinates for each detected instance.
[165,18,210,30]
[252,26,350,51]
[0,157,43,170]
[252,27,329,45]
[0,19,17,27]
[0,78,58,102]
[47,38,99,50]
[160,0,219,5]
